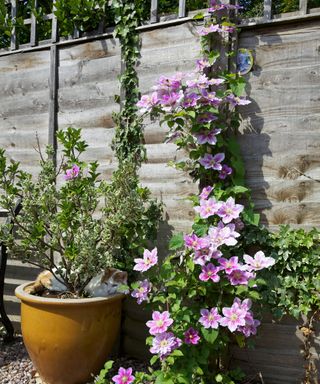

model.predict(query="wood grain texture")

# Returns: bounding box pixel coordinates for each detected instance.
[238,20,320,229]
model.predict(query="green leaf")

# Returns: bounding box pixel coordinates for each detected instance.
[235,334,245,348]
[201,328,219,344]
[193,12,204,20]
[150,355,159,365]
[169,232,184,250]
[192,223,209,237]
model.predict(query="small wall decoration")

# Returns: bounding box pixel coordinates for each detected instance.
[237,48,254,75]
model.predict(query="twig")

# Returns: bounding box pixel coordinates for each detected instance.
[293,168,320,184]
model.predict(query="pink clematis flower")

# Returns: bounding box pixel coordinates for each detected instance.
[217,197,244,224]
[199,308,221,329]
[228,269,254,286]
[137,92,159,113]
[131,279,152,305]
[219,164,233,180]
[238,314,261,337]
[199,153,225,170]
[219,299,247,332]
[198,24,222,36]
[184,327,200,345]
[243,251,275,271]
[199,263,220,282]
[184,233,209,250]
[150,332,179,358]
[196,59,211,71]
[186,74,212,89]
[146,311,173,335]
[208,222,240,248]
[194,197,221,219]
[64,164,80,181]
[199,186,214,200]
[159,90,184,112]
[197,112,218,123]
[193,247,220,266]
[153,75,182,92]
[112,367,135,384]
[133,248,158,272]
[226,94,251,108]
[182,92,201,108]
[218,256,241,274]
[195,129,221,145]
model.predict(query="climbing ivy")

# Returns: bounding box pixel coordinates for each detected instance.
[110,0,145,165]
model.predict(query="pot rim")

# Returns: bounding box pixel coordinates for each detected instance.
[15,282,126,306]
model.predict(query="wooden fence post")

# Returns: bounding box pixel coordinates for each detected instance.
[150,0,159,23]
[51,0,58,43]
[30,0,38,47]
[263,0,272,20]
[299,0,308,14]
[48,45,59,166]
[10,0,17,51]
[179,0,186,18]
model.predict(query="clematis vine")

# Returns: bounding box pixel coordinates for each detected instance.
[124,1,276,382]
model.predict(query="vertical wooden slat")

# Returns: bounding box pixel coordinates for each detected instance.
[73,26,80,39]
[51,0,58,43]
[263,0,272,20]
[10,0,17,51]
[178,0,186,18]
[150,0,159,23]
[98,19,105,34]
[30,0,38,47]
[48,45,59,167]
[299,0,308,14]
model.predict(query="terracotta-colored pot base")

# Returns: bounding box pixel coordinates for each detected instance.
[16,282,124,384]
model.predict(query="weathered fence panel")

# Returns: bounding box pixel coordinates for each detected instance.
[238,20,320,229]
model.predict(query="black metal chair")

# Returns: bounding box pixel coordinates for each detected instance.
[0,200,22,342]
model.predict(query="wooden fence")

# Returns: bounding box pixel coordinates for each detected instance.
[1,2,320,383]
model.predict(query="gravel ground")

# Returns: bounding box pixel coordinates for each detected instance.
[0,337,263,384]
[0,336,148,384]
[0,337,36,384]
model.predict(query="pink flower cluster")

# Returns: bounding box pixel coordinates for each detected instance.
[137,70,228,115]
[147,311,182,359]
[198,24,236,36]
[194,196,244,222]
[209,0,243,13]
[219,298,260,336]
[198,298,260,336]
[195,248,273,287]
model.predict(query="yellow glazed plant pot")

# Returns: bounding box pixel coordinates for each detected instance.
[15,282,125,384]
